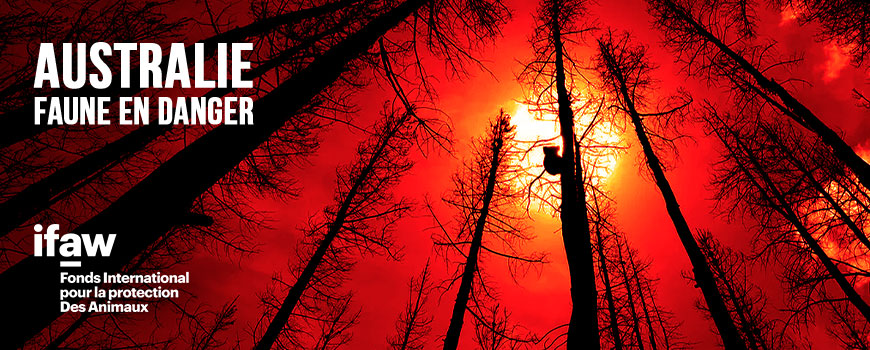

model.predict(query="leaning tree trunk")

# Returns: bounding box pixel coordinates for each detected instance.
[660,0,870,190]
[599,43,747,350]
[710,115,870,322]
[550,6,600,348]
[703,238,761,350]
[254,111,409,350]
[442,126,503,350]
[0,0,358,148]
[0,33,333,238]
[0,0,427,346]
[757,124,870,251]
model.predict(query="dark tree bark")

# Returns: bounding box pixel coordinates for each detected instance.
[696,231,777,350]
[705,111,870,322]
[0,0,428,346]
[596,33,747,350]
[626,244,658,350]
[614,234,646,350]
[649,0,870,190]
[254,105,417,349]
[389,262,434,350]
[442,114,512,350]
[546,2,601,346]
[590,191,624,350]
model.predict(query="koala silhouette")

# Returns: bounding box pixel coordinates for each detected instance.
[543,146,564,175]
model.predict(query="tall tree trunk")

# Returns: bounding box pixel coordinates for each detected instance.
[703,241,761,350]
[442,125,503,350]
[551,5,600,348]
[599,43,747,350]
[709,114,870,322]
[254,111,409,350]
[615,236,646,350]
[0,34,330,238]
[627,245,658,350]
[393,262,431,350]
[757,124,870,251]
[660,0,870,190]
[0,0,357,148]
[0,0,427,346]
[592,214,623,350]
[649,286,674,350]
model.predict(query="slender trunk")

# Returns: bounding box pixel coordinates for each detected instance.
[0,0,358,148]
[662,0,870,190]
[705,247,760,350]
[757,124,870,251]
[0,1,426,346]
[625,243,659,350]
[551,7,600,348]
[599,43,747,350]
[397,268,428,350]
[442,128,503,350]
[615,236,646,350]
[0,35,329,238]
[649,286,674,350]
[710,115,870,322]
[593,218,623,350]
[256,107,410,350]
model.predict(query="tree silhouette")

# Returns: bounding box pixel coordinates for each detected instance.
[435,110,543,350]
[0,12,354,240]
[827,301,870,349]
[702,109,870,324]
[647,0,870,190]
[0,0,360,149]
[777,0,870,65]
[253,104,419,349]
[595,30,747,350]
[519,0,600,345]
[388,261,435,350]
[589,185,688,350]
[695,230,794,350]
[0,0,487,344]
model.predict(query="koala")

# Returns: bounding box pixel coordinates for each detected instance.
[543,146,564,175]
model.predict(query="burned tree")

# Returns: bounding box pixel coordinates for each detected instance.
[702,109,870,325]
[519,0,599,345]
[436,111,543,350]
[753,122,870,252]
[0,0,511,345]
[472,304,535,350]
[253,105,418,349]
[777,0,870,65]
[588,188,624,350]
[588,185,688,350]
[595,31,747,350]
[696,230,792,350]
[827,301,870,349]
[647,0,870,190]
[388,261,435,350]
[0,9,357,239]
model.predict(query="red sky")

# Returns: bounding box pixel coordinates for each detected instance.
[154,0,870,348]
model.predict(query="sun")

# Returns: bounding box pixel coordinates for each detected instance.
[509,101,623,196]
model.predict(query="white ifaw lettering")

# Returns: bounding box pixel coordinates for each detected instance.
[33,224,116,267]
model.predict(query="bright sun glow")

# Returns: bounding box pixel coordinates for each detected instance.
[509,102,623,204]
